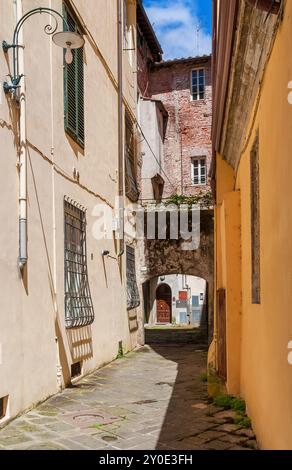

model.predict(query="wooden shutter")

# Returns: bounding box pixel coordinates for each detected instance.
[64,5,85,147]
[125,113,139,202]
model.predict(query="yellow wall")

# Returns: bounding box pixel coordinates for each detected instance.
[214,0,292,449]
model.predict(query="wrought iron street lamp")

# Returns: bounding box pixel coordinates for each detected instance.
[2,6,85,96]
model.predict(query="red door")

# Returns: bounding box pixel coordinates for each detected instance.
[156,284,172,323]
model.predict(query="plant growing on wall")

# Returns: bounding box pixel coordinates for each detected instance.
[165,191,213,209]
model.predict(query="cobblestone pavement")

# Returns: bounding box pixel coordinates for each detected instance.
[0,344,257,450]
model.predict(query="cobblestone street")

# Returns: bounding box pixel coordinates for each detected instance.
[0,345,256,450]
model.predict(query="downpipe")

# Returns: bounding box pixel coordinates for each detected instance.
[117,0,125,258]
[17,0,28,270]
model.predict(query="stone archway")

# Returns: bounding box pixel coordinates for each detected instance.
[138,210,214,343]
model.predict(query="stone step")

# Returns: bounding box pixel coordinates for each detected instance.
[145,327,208,345]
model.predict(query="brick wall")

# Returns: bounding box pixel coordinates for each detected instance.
[149,57,212,198]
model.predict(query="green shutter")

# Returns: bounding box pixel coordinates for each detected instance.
[63,5,84,147]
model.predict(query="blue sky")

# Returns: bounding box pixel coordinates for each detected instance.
[143,0,212,60]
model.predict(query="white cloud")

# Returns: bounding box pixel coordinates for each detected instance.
[145,1,212,60]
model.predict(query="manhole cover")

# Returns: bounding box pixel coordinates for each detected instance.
[102,435,118,442]
[63,409,119,429]
[73,413,104,425]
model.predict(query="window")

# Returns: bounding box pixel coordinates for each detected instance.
[191,69,205,101]
[125,112,139,201]
[191,157,206,185]
[126,245,140,310]
[64,199,94,328]
[0,396,8,420]
[250,132,261,304]
[63,4,84,146]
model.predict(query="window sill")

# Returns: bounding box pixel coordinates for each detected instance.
[65,129,85,151]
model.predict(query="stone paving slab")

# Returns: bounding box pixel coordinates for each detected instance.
[0,344,258,450]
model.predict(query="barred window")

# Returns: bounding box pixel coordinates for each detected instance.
[64,200,94,328]
[125,112,139,202]
[126,246,140,310]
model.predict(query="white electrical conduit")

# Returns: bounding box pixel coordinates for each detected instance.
[17,0,27,270]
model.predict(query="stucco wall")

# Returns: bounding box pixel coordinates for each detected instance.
[214,0,292,449]
[0,0,139,424]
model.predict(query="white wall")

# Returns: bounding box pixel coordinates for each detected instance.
[146,274,206,326]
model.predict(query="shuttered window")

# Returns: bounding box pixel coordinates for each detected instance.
[126,246,140,310]
[125,112,139,201]
[63,5,84,147]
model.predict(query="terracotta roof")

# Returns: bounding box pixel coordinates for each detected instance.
[152,55,212,68]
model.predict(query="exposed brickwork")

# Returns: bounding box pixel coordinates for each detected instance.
[149,57,212,198]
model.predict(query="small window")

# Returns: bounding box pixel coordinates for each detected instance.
[63,4,85,147]
[125,112,139,201]
[191,157,207,185]
[64,199,94,328]
[126,246,140,310]
[0,396,8,420]
[191,69,205,101]
[71,362,82,379]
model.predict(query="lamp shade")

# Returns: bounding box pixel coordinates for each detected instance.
[52,31,85,49]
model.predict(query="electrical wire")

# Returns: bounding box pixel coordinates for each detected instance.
[136,120,177,191]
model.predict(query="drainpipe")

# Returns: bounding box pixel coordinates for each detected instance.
[117,0,125,257]
[16,0,28,270]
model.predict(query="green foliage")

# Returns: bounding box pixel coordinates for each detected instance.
[212,394,251,429]
[165,190,213,209]
[231,397,246,415]
[200,372,208,383]
[213,394,234,409]
[116,343,124,359]
[234,415,252,429]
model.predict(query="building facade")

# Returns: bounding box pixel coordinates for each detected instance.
[149,56,212,199]
[211,0,292,450]
[145,274,207,327]
[0,0,141,425]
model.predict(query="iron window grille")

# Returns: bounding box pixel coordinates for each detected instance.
[126,245,140,310]
[64,199,94,329]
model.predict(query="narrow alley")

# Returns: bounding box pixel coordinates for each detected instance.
[0,343,256,451]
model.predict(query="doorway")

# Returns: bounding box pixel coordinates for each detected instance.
[156,284,172,323]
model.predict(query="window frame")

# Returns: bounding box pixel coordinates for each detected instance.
[126,245,140,311]
[191,157,207,186]
[125,111,139,201]
[64,199,94,329]
[190,68,206,101]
